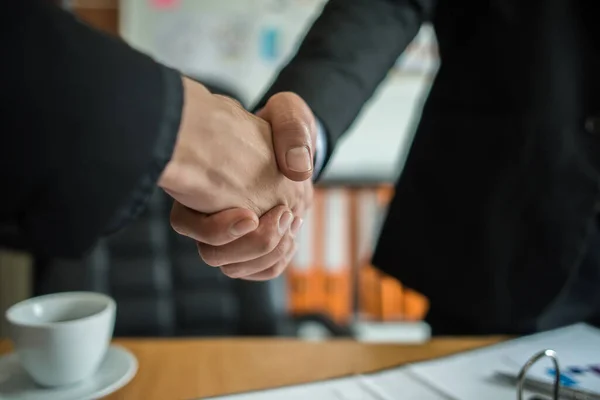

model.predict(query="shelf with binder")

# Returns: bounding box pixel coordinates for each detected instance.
[286,192,326,316]
[285,185,430,329]
[321,188,353,324]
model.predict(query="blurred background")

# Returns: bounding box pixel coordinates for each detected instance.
[0,0,439,342]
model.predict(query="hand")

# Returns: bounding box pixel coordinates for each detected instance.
[169,92,317,280]
[256,92,316,219]
[170,201,303,280]
[257,92,317,183]
[158,77,304,217]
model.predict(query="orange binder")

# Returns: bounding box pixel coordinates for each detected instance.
[287,192,324,315]
[309,189,327,313]
[402,287,430,321]
[288,184,429,322]
[380,275,404,321]
[321,188,353,324]
[355,188,384,320]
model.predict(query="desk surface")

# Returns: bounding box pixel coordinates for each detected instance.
[0,337,505,399]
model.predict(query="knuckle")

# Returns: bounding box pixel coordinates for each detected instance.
[199,236,218,247]
[294,188,305,206]
[197,245,222,267]
[169,208,184,233]
[272,242,287,260]
[195,226,222,246]
[281,258,292,272]
[214,94,242,108]
[258,233,280,254]
[287,242,298,260]
[170,219,184,236]
[220,265,245,279]
[277,118,311,140]
[167,167,197,198]
[274,235,293,258]
[304,195,313,210]
[265,264,286,280]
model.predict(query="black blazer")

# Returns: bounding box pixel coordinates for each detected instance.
[1,1,182,257]
[258,0,600,333]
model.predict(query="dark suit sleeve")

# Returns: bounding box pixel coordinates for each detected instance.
[256,0,434,170]
[0,1,182,258]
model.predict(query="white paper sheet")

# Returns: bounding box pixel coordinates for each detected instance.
[408,323,600,400]
[206,324,600,400]
[498,324,600,394]
[407,338,521,400]
[206,367,447,399]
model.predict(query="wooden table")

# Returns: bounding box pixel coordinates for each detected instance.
[0,337,504,399]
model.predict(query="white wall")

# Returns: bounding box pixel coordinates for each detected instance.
[119,0,438,182]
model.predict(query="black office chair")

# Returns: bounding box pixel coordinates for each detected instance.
[34,188,288,337]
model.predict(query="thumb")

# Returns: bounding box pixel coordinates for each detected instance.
[258,92,316,182]
[170,202,259,246]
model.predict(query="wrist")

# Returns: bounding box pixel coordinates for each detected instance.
[158,76,278,216]
[158,76,213,195]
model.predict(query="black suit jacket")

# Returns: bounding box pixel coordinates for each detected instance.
[1,1,182,257]
[259,0,600,333]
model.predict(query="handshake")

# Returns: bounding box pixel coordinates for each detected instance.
[158,77,316,281]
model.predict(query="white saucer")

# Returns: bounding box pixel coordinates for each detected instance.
[0,345,137,400]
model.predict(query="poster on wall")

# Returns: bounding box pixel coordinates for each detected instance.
[152,12,257,94]
[121,0,326,104]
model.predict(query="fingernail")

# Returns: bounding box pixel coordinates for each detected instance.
[278,212,294,235]
[290,218,303,237]
[230,219,258,237]
[286,146,312,173]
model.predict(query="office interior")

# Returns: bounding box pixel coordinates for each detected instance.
[0,0,439,341]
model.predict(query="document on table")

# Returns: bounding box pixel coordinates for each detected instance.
[207,324,600,400]
[406,340,517,400]
[409,323,600,400]
[206,366,449,399]
[497,324,600,395]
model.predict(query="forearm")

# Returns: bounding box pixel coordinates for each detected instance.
[103,73,182,234]
[1,1,183,257]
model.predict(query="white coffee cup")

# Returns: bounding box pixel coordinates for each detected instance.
[5,291,116,387]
